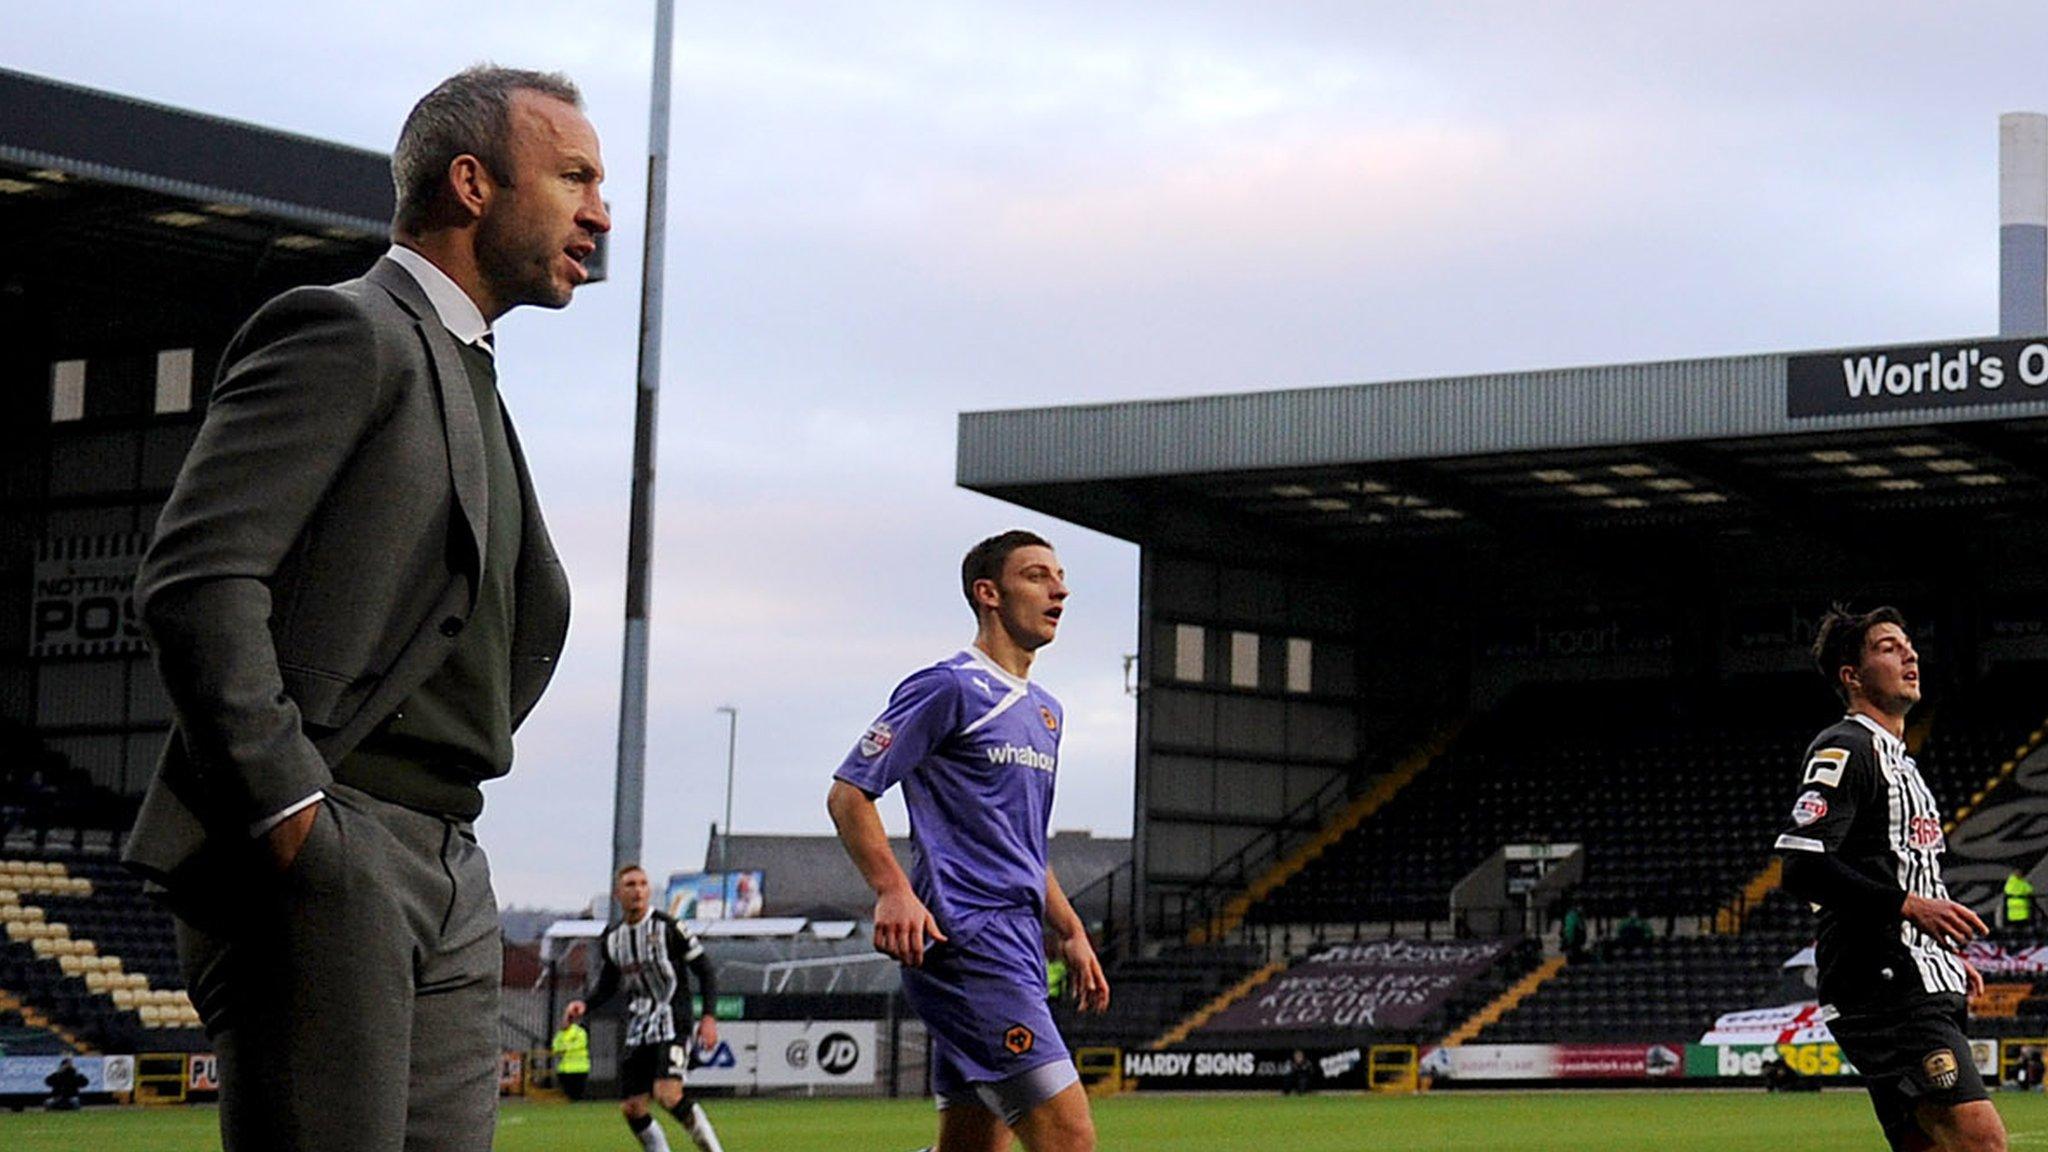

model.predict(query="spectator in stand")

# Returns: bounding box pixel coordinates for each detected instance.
[1560,904,1587,959]
[44,1057,87,1111]
[1614,908,1652,953]
[2022,1048,2046,1093]
[2003,869,2035,936]
[552,1003,591,1103]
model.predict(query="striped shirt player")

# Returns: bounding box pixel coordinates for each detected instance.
[587,910,715,1051]
[1775,606,1999,1152]
[1775,714,1968,1002]
[577,864,724,1152]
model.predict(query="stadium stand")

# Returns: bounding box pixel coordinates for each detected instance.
[1248,675,1836,927]
[0,853,204,1053]
[1053,943,1270,1050]
[0,722,137,852]
[1474,936,1791,1044]
[1149,662,2048,1054]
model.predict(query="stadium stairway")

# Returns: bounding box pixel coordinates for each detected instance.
[1148,961,1285,1049]
[0,987,83,1052]
[1438,955,1567,1048]
[1188,724,1461,946]
[1052,944,1268,1052]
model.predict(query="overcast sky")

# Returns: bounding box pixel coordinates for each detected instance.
[7,2,2045,909]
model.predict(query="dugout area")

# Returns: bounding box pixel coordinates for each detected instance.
[959,337,2048,962]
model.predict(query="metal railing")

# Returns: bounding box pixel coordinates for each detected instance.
[1062,858,1136,965]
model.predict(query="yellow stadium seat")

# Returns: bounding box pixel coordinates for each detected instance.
[111,987,137,1009]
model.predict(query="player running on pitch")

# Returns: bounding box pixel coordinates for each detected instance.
[1776,606,2005,1152]
[828,530,1108,1152]
[570,865,726,1152]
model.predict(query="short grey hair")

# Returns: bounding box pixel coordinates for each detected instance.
[391,64,582,231]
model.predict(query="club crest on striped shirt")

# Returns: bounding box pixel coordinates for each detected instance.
[1922,1048,1960,1090]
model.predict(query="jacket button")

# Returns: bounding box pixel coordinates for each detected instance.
[439,616,465,638]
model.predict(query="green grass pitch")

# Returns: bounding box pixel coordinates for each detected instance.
[3,1090,2046,1150]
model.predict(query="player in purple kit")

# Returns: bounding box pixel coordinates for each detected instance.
[828,530,1108,1152]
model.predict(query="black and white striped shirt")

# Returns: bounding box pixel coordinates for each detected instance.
[1776,713,1969,1007]
[588,910,712,1049]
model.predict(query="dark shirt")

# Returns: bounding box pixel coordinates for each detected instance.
[46,1064,87,1100]
[339,340,521,818]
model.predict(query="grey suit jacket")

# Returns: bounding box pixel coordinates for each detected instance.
[125,257,571,895]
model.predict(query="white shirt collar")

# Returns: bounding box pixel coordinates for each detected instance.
[1847,711,1906,753]
[385,244,493,354]
[962,645,1029,690]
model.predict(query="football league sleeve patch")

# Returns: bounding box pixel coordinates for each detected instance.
[1774,744,1862,855]
[833,668,959,797]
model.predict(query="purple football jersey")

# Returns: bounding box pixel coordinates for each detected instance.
[835,649,1062,932]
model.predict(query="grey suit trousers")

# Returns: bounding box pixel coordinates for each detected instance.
[176,783,501,1152]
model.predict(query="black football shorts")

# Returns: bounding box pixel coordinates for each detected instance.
[1828,993,1989,1152]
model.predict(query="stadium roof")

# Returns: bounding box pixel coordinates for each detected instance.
[1,67,393,344]
[957,337,2048,552]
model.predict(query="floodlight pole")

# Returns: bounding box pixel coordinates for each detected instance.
[612,0,675,895]
[716,705,738,872]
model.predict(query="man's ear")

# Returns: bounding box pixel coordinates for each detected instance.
[973,577,1001,610]
[446,154,494,220]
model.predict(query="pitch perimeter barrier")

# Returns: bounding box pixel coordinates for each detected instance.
[1111,1040,2008,1089]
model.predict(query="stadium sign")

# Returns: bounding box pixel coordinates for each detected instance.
[1686,1042,1857,1079]
[1787,337,2048,418]
[1419,1043,1683,1082]
[0,1054,134,1095]
[29,534,148,658]
[1204,939,1510,1033]
[1121,1047,1371,1091]
[1686,1041,1996,1081]
[685,1021,878,1089]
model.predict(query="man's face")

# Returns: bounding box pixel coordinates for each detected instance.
[979,545,1068,651]
[615,868,651,919]
[1849,622,1920,711]
[476,90,609,313]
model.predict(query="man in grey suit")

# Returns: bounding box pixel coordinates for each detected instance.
[125,66,609,1151]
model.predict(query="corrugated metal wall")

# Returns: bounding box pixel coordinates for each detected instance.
[959,346,2048,486]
